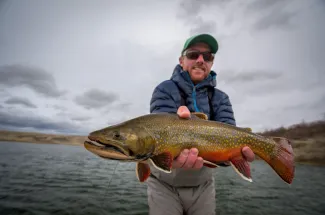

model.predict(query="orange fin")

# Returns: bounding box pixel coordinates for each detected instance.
[230,157,252,182]
[149,152,173,173]
[136,162,151,182]
[203,160,219,168]
[267,137,295,184]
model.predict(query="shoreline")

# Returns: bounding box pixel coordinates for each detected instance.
[0,139,83,147]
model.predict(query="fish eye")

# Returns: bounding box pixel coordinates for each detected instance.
[113,131,120,139]
[112,131,126,141]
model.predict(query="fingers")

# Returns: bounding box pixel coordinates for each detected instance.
[193,157,204,169]
[183,148,198,169]
[172,149,189,168]
[242,146,255,162]
[177,106,190,119]
[173,148,203,170]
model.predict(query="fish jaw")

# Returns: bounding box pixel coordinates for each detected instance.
[84,137,137,161]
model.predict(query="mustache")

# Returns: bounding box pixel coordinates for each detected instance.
[192,65,206,70]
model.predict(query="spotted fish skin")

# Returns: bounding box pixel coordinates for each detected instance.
[131,113,276,160]
[84,112,295,184]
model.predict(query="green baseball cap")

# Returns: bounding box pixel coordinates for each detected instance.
[181,33,218,54]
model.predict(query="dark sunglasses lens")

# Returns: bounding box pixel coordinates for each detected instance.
[202,53,213,61]
[186,51,213,61]
[186,51,200,60]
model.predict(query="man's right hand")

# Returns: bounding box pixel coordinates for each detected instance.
[172,106,204,170]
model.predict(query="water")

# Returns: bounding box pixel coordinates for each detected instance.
[0,141,324,215]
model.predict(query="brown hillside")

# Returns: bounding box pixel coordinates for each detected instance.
[0,130,86,146]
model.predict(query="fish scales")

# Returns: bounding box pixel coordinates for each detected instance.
[130,113,275,160]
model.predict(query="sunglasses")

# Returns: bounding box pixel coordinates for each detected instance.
[183,50,215,62]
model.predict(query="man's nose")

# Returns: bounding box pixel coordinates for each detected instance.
[196,54,204,63]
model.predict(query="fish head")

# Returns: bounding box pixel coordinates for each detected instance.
[84,122,155,161]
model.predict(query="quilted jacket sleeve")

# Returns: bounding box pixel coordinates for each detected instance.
[150,81,178,114]
[214,89,236,126]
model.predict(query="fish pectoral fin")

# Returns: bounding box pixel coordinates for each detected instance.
[203,160,220,168]
[230,157,252,182]
[149,152,173,173]
[191,112,208,120]
[136,162,151,182]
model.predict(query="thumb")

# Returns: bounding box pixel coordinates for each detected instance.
[177,106,190,118]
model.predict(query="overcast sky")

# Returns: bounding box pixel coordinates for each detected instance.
[0,0,324,135]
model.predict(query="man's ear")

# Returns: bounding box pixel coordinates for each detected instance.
[179,56,184,67]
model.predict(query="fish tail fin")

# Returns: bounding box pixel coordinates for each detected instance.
[266,137,295,184]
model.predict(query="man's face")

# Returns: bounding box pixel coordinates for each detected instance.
[179,42,214,84]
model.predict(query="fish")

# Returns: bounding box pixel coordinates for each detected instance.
[84,112,295,184]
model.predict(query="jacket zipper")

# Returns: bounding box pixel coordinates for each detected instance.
[192,85,201,112]
[185,72,201,112]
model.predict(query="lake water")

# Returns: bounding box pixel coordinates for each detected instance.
[0,141,324,215]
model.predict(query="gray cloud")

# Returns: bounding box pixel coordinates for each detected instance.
[75,88,119,109]
[0,0,323,135]
[0,109,84,134]
[219,68,324,103]
[101,102,132,115]
[252,9,297,31]
[55,111,91,122]
[51,105,67,111]
[282,94,325,112]
[0,0,10,13]
[220,69,283,84]
[114,102,132,110]
[178,0,217,35]
[0,64,65,98]
[189,17,217,35]
[178,0,299,34]
[70,116,91,122]
[244,0,298,31]
[245,0,288,11]
[5,96,37,108]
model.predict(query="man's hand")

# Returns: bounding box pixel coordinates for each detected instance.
[242,146,255,162]
[172,106,255,170]
[172,147,204,169]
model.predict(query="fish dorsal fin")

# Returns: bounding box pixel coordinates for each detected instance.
[191,112,208,120]
[238,127,253,132]
[136,161,151,182]
[149,152,173,173]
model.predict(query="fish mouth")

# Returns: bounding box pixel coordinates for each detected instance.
[84,137,136,160]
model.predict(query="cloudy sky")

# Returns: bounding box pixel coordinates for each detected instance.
[0,0,324,135]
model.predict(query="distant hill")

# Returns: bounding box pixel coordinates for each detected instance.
[0,119,324,165]
[0,130,86,146]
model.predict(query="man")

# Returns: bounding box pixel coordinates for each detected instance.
[148,33,255,215]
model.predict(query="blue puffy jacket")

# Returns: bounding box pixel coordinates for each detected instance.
[150,64,236,125]
[148,64,236,187]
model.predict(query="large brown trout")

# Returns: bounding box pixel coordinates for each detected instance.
[84,112,295,184]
